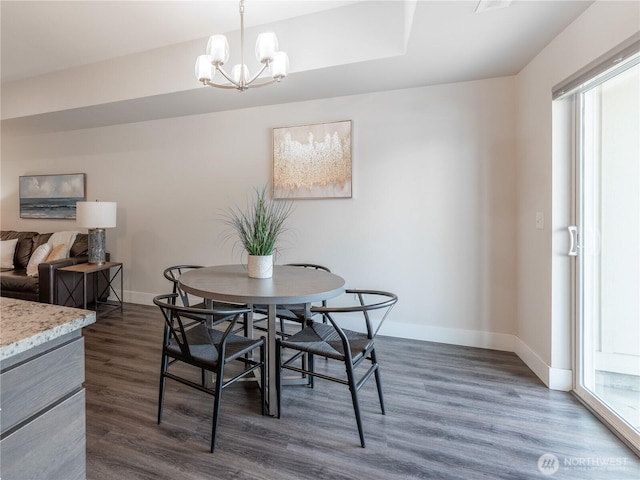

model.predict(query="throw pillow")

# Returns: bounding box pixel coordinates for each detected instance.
[46,244,69,262]
[47,230,79,251]
[0,238,19,269]
[26,243,52,277]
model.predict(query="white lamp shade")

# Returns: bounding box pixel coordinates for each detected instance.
[255,32,278,63]
[76,201,117,229]
[206,35,229,65]
[232,64,250,84]
[270,51,289,80]
[195,55,214,82]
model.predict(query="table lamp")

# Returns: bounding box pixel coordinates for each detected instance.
[76,201,117,265]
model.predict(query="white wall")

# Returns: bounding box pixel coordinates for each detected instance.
[1,76,517,349]
[514,0,640,389]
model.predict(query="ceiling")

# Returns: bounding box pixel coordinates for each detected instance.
[1,0,594,134]
[1,1,363,84]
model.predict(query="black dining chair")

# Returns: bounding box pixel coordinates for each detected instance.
[163,265,206,307]
[154,293,266,453]
[275,289,398,447]
[164,264,256,334]
[254,263,332,336]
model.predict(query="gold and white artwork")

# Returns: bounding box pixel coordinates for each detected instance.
[273,120,352,199]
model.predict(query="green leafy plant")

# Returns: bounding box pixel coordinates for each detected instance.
[222,186,293,256]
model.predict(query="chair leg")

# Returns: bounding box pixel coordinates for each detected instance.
[345,362,365,448]
[279,317,286,336]
[308,353,315,388]
[370,348,385,414]
[260,340,266,416]
[157,353,169,424]
[275,339,282,419]
[210,364,225,453]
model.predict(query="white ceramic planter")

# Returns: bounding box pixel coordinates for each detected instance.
[247,254,273,279]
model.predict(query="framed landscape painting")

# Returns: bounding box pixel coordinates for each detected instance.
[19,173,86,219]
[273,120,352,199]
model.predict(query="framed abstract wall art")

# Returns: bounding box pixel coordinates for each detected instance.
[273,120,352,199]
[19,173,86,219]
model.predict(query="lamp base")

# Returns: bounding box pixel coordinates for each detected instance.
[87,228,107,265]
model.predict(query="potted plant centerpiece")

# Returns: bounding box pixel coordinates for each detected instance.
[223,186,293,279]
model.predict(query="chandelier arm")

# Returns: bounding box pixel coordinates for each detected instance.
[204,81,239,90]
[245,78,279,88]
[216,67,243,89]
[245,63,269,86]
[204,75,275,91]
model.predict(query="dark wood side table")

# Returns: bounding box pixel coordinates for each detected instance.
[57,262,123,317]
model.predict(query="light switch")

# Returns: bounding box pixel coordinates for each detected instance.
[536,212,544,229]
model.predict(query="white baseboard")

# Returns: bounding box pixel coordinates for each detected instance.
[124,290,155,306]
[513,336,572,391]
[381,322,572,391]
[378,321,516,352]
[548,367,573,391]
[121,291,573,391]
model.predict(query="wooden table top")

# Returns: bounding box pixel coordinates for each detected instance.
[178,264,345,305]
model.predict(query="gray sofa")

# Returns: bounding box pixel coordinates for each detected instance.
[0,230,91,304]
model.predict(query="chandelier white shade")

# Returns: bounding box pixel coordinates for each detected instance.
[195,0,289,91]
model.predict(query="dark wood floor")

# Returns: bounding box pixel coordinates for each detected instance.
[84,303,639,480]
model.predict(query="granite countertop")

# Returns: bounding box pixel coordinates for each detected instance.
[0,298,96,361]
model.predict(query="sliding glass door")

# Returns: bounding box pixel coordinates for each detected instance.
[573,56,640,451]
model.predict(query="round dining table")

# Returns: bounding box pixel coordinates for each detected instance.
[179,264,345,416]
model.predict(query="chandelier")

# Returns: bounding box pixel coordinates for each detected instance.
[195,0,289,91]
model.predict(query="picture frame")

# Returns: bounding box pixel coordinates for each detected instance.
[19,173,86,219]
[273,120,352,199]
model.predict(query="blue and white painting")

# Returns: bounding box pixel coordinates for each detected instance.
[19,174,86,219]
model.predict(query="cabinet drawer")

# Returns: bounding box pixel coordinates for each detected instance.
[0,337,85,434]
[0,389,86,480]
